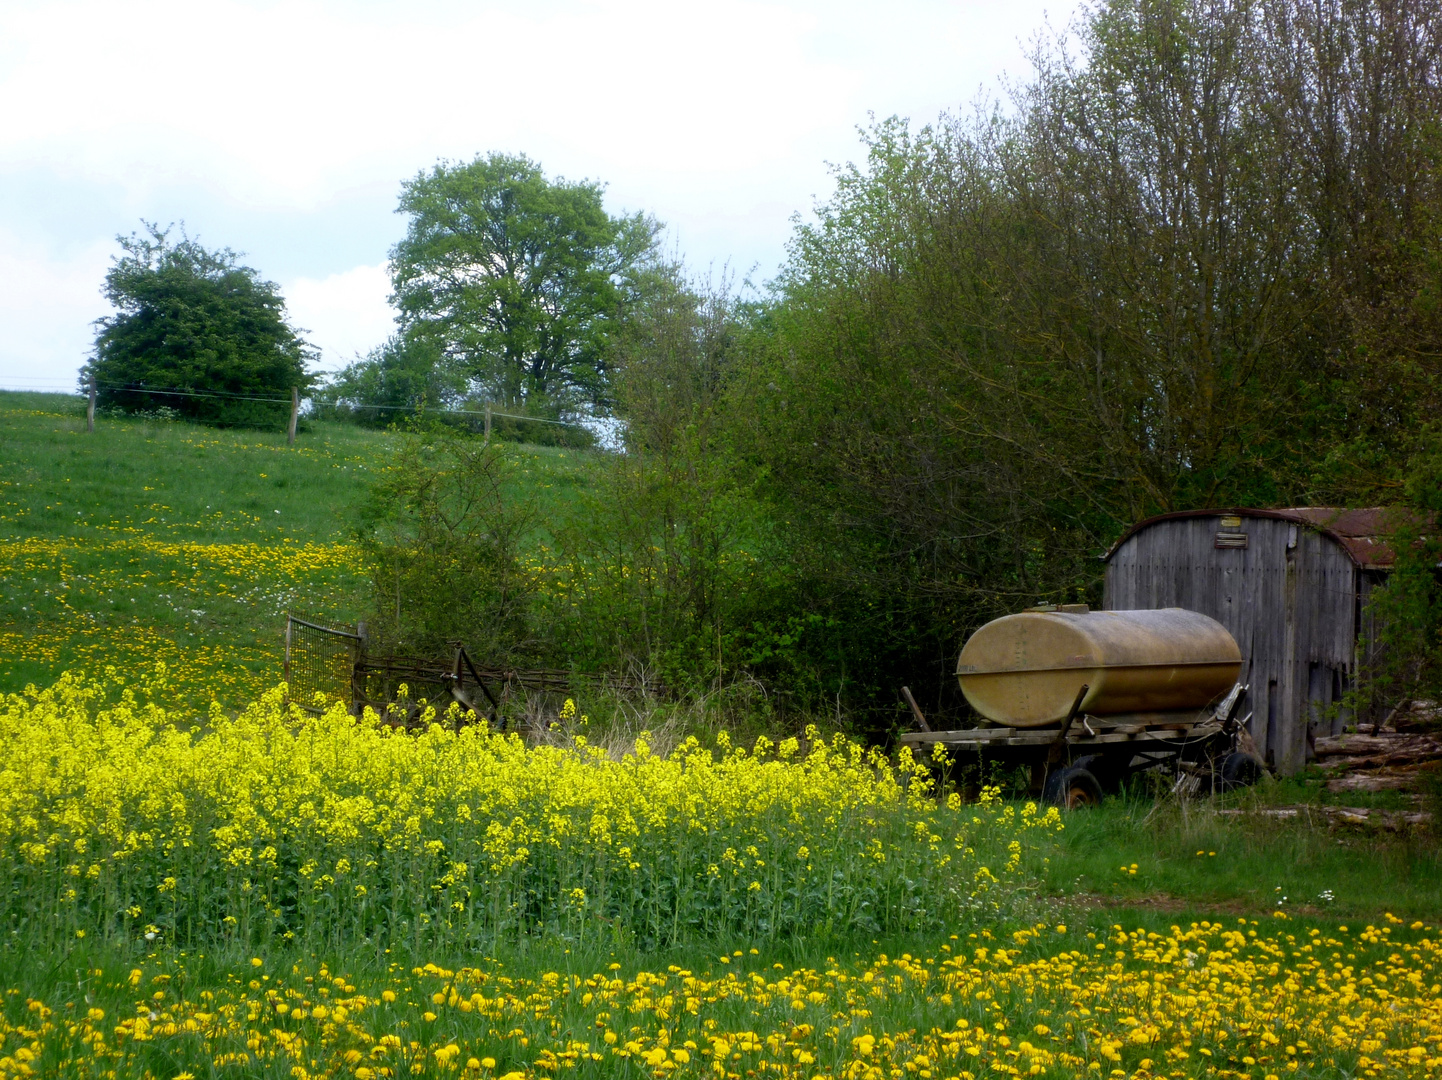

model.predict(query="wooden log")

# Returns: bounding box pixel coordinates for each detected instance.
[900,728,1015,744]
[1319,749,1442,771]
[1325,768,1423,793]
[1314,733,1442,759]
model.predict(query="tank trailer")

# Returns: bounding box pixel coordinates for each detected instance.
[901,607,1263,807]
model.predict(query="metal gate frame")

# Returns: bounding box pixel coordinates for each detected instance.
[283,614,365,712]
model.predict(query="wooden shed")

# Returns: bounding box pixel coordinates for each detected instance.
[1103,508,1401,775]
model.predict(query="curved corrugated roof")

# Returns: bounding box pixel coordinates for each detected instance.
[1104,507,1412,570]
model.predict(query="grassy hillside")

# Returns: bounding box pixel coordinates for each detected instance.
[0,391,597,706]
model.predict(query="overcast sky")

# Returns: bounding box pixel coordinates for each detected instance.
[0,0,1079,391]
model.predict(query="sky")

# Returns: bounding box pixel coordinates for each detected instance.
[0,0,1080,391]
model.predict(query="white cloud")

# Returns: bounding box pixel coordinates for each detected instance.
[0,0,856,206]
[284,263,394,372]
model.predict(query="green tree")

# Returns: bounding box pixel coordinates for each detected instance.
[390,152,659,411]
[1349,431,1442,727]
[551,265,757,683]
[317,335,464,428]
[85,223,316,427]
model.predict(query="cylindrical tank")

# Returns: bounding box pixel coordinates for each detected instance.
[956,608,1241,727]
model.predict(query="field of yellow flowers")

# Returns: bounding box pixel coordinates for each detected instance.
[0,673,1058,952]
[0,535,359,705]
[3,916,1439,1078]
[3,672,1440,1078]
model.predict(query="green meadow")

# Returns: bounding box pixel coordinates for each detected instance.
[0,390,596,704]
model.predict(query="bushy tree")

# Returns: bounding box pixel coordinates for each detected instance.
[1350,431,1442,726]
[549,265,762,684]
[85,223,317,426]
[390,153,659,411]
[354,418,534,662]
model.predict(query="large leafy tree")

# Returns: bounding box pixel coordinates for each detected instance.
[85,224,317,427]
[390,153,658,410]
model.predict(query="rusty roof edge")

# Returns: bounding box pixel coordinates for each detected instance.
[1102,506,1406,570]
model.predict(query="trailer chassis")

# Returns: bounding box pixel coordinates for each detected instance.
[899,683,1257,807]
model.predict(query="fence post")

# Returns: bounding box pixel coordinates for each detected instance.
[352,620,368,715]
[287,387,299,445]
[283,614,293,689]
[484,403,492,441]
[87,376,96,433]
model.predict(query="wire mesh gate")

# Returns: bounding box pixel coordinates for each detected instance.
[283,614,364,711]
[283,612,658,725]
[282,613,513,725]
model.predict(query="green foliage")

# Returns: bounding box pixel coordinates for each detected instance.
[314,335,464,427]
[543,266,731,680]
[540,267,790,693]
[1350,431,1442,723]
[391,152,659,410]
[354,417,534,663]
[484,402,599,449]
[85,223,317,428]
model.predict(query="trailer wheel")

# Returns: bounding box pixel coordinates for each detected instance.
[1217,751,1265,792]
[1044,765,1104,809]
[1071,754,1114,790]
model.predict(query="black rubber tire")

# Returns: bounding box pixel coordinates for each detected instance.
[1043,765,1105,809]
[1070,754,1113,791]
[1217,751,1265,792]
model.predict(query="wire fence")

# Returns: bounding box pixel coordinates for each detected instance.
[283,615,363,711]
[0,378,588,429]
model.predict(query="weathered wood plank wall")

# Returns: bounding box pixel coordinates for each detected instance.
[1104,515,1359,774]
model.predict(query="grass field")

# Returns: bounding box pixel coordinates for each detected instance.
[0,391,596,705]
[1043,789,1442,922]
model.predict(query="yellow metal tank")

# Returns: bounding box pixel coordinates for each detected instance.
[956,607,1241,727]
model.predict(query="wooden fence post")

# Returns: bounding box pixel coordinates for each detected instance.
[484,403,492,441]
[287,387,298,445]
[87,376,96,433]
